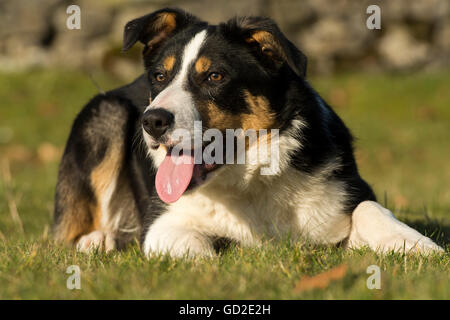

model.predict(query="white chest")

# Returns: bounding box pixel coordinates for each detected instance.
[164,167,351,245]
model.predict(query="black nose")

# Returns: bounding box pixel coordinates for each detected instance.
[142,108,174,140]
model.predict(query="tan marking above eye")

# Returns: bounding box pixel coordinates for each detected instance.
[195,56,212,73]
[163,55,176,72]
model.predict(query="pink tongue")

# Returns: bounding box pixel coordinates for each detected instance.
[155,152,195,203]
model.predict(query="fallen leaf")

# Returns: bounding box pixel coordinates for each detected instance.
[294,264,348,292]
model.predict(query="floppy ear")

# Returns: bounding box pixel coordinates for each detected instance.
[122,8,203,55]
[225,16,307,77]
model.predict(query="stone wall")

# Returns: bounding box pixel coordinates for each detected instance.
[1,0,449,77]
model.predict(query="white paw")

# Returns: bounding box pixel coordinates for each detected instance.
[376,235,444,254]
[349,201,444,255]
[76,230,116,253]
[143,227,214,258]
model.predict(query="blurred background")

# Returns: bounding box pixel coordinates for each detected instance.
[0,0,449,242]
[1,0,450,75]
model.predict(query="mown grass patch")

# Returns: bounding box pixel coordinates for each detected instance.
[0,69,448,299]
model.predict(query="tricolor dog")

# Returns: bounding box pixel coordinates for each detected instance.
[53,8,443,256]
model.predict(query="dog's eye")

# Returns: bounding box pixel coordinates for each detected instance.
[155,73,166,82]
[207,72,223,82]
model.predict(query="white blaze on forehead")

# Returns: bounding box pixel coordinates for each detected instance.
[177,29,207,85]
[143,29,207,156]
[145,29,207,111]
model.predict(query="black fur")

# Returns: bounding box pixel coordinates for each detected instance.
[54,8,375,249]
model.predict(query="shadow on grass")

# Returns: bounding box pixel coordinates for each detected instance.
[213,218,450,255]
[403,218,450,248]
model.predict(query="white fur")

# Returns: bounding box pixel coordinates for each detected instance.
[144,133,167,169]
[143,119,352,257]
[348,201,443,253]
[77,230,116,253]
[76,178,126,253]
[140,32,443,259]
[143,117,444,257]
[144,30,206,154]
[100,178,118,231]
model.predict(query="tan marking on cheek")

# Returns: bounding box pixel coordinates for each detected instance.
[197,98,277,155]
[197,91,276,132]
[163,55,176,72]
[241,90,277,131]
[197,102,241,130]
[195,56,211,73]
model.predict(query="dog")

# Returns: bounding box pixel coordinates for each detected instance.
[53,8,443,257]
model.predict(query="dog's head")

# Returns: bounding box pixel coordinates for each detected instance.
[123,8,307,203]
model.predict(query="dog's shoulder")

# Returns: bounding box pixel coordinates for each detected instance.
[59,74,149,175]
[106,73,150,110]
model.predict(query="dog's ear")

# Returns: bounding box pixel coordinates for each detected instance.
[225,16,307,77]
[122,8,202,55]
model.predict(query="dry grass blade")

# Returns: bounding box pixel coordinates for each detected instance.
[1,158,24,234]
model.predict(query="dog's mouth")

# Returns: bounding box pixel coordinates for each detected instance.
[154,145,222,204]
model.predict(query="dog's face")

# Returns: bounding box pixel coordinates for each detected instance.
[123,8,307,203]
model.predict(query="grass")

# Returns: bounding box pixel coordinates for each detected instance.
[0,68,449,299]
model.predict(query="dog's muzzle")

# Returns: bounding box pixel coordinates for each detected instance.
[142,108,174,141]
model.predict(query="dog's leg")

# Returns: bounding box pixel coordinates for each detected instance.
[54,98,138,252]
[76,230,116,253]
[348,201,443,254]
[142,213,215,258]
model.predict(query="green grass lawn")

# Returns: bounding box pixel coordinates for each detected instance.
[0,69,448,299]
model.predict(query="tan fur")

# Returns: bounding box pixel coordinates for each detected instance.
[198,90,277,132]
[53,197,96,243]
[246,31,285,61]
[241,90,277,130]
[153,12,176,34]
[55,144,123,244]
[143,123,352,257]
[145,12,177,55]
[195,56,211,73]
[163,55,176,72]
[198,102,241,131]
[90,144,123,225]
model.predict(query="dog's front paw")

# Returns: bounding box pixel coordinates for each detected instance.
[143,227,215,258]
[349,201,444,255]
[379,234,444,254]
[76,230,116,253]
